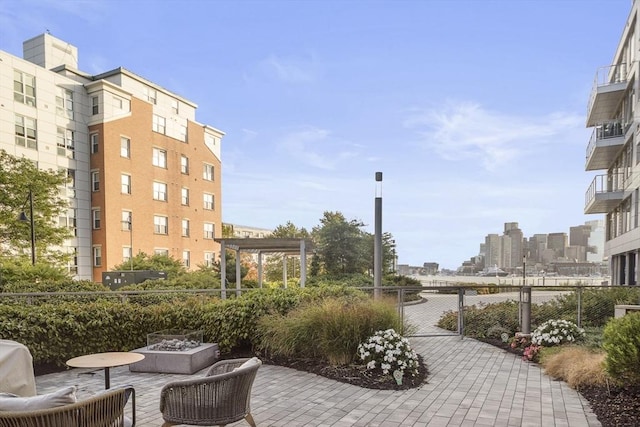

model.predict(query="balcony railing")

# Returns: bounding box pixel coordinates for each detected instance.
[585,120,626,170]
[585,172,626,214]
[587,63,627,127]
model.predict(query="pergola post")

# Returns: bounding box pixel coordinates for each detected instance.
[283,255,288,288]
[220,241,227,300]
[258,251,263,288]
[235,248,242,297]
[300,240,306,287]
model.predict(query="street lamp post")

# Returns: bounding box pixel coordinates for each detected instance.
[19,189,36,265]
[521,254,531,334]
[374,172,383,299]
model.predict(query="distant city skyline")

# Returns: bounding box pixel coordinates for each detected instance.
[0,0,631,269]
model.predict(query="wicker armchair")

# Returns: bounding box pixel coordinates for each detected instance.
[0,385,135,427]
[159,357,261,427]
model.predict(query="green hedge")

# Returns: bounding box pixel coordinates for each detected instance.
[0,285,365,366]
[437,287,640,338]
[603,312,640,383]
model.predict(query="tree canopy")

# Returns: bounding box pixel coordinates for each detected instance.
[0,150,71,264]
[312,211,371,276]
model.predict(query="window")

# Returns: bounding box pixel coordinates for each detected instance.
[204,223,214,239]
[181,187,189,205]
[14,70,36,106]
[56,87,73,119]
[56,127,74,158]
[203,164,214,181]
[181,219,190,237]
[123,247,132,263]
[183,250,190,267]
[181,156,189,174]
[152,115,166,134]
[204,252,215,267]
[121,174,131,194]
[152,148,167,168]
[153,181,167,201]
[144,87,157,104]
[113,95,126,110]
[91,96,99,115]
[120,137,130,158]
[171,99,179,114]
[155,248,169,256]
[203,193,214,210]
[92,209,101,229]
[90,133,99,154]
[15,114,37,149]
[91,171,100,192]
[67,247,78,274]
[59,208,77,236]
[179,125,187,142]
[122,211,132,230]
[93,246,102,267]
[65,169,76,197]
[154,215,168,234]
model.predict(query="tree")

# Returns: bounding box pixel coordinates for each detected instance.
[265,221,310,282]
[271,221,309,239]
[312,211,370,275]
[0,150,71,264]
[363,231,397,274]
[111,252,187,279]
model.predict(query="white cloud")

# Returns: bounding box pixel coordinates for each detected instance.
[404,101,584,172]
[277,126,360,170]
[259,53,321,83]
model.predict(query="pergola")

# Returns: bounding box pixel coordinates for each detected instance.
[214,237,314,299]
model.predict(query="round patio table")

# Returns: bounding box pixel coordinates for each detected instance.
[67,352,145,389]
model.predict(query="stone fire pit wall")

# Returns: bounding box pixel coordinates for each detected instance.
[130,329,219,375]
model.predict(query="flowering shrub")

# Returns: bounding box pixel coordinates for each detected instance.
[531,319,585,346]
[510,334,531,350]
[522,344,541,361]
[357,329,419,378]
[510,333,541,362]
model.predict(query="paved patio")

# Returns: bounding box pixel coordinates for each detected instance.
[35,297,601,426]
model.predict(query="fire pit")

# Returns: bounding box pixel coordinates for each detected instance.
[129,329,219,374]
[147,329,202,351]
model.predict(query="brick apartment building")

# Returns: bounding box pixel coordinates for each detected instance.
[0,34,224,282]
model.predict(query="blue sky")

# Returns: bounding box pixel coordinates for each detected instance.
[0,0,631,269]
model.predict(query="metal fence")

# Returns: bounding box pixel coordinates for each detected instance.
[393,285,640,338]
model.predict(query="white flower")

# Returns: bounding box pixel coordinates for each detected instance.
[357,329,419,377]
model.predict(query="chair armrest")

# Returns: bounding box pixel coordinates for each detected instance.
[205,358,251,376]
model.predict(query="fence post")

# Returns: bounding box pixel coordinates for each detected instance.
[398,288,405,335]
[576,286,582,328]
[457,288,464,339]
[521,286,531,334]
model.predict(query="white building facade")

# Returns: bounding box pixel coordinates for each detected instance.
[584,1,640,285]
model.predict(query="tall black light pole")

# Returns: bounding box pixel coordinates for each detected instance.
[521,254,531,334]
[19,189,36,265]
[374,172,383,299]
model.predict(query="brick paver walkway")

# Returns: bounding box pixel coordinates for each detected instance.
[36,297,601,426]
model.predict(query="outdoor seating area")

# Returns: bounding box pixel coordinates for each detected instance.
[0,339,261,427]
[24,303,601,426]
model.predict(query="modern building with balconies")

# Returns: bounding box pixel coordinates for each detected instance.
[584,1,639,285]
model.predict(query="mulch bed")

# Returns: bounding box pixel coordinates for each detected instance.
[260,353,429,391]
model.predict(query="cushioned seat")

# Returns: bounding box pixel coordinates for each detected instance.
[0,340,36,397]
[0,385,135,427]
